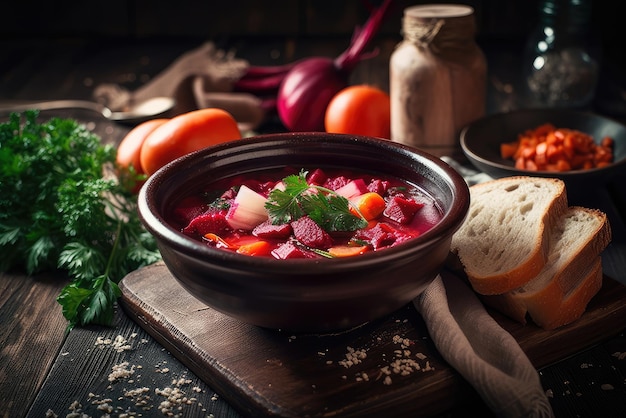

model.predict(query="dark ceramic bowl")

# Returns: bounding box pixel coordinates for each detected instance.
[460,109,626,187]
[138,132,470,333]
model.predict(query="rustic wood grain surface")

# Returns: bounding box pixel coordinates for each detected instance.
[1,34,626,418]
[117,262,626,417]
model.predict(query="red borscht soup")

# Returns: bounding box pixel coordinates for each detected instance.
[168,167,443,259]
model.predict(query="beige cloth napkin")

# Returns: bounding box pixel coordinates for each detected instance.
[440,155,494,186]
[414,271,554,418]
[415,157,554,417]
[92,42,267,131]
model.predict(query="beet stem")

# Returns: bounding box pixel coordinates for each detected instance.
[334,0,394,71]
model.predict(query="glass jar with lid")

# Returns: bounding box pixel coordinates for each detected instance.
[389,4,486,158]
[523,0,600,108]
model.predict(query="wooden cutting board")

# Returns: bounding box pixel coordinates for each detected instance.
[119,262,626,417]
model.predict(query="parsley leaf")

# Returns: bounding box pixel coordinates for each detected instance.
[265,170,368,232]
[0,111,161,330]
[264,172,309,224]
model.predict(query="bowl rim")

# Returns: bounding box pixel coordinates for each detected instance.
[459,108,626,179]
[138,132,470,270]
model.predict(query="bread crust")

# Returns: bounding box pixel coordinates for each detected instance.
[532,257,603,330]
[450,176,568,295]
[481,258,603,329]
[480,207,611,330]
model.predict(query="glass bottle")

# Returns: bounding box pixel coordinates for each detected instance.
[523,0,600,108]
[389,4,487,158]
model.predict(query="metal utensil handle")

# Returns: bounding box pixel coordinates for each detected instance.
[0,100,111,117]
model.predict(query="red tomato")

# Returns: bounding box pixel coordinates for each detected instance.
[140,108,242,176]
[324,85,391,139]
[116,118,168,192]
[117,118,169,175]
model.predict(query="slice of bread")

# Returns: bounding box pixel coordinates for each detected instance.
[481,207,611,330]
[483,257,603,330]
[450,176,568,295]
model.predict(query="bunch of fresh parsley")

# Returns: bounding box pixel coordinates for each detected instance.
[0,111,161,330]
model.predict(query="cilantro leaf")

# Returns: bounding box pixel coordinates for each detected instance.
[264,173,309,224]
[265,170,368,232]
[301,192,367,232]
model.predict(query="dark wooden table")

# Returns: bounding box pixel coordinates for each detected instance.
[1,36,626,418]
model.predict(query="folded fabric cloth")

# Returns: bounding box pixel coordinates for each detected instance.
[92,42,268,130]
[414,271,554,418]
[440,155,493,186]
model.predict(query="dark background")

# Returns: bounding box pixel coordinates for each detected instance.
[0,0,618,43]
[1,0,624,118]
